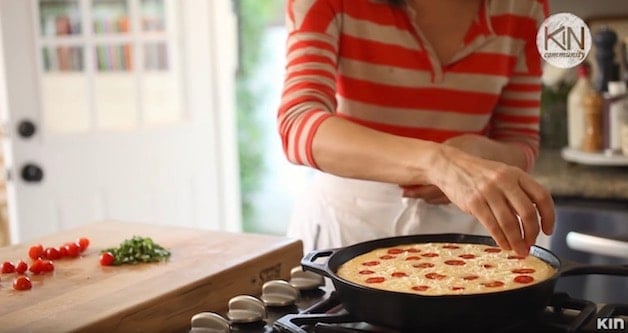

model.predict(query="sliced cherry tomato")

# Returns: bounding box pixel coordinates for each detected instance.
[28,244,45,260]
[64,242,80,258]
[100,252,115,266]
[514,275,534,284]
[412,285,429,292]
[45,247,61,260]
[77,237,90,252]
[365,277,386,283]
[13,275,32,290]
[1,261,15,274]
[15,260,28,274]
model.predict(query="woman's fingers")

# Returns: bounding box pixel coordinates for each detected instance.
[483,190,529,256]
[467,197,511,251]
[519,177,555,235]
[505,187,540,248]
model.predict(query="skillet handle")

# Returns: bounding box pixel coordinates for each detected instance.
[560,259,628,277]
[301,249,338,278]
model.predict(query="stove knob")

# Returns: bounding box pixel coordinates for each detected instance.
[260,280,299,307]
[289,266,324,291]
[190,312,230,333]
[226,295,266,324]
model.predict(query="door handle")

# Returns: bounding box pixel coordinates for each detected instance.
[21,163,44,183]
[17,120,36,138]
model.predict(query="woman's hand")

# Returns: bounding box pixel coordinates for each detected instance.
[427,145,555,257]
[400,134,525,205]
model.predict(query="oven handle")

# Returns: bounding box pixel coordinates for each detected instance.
[566,231,628,259]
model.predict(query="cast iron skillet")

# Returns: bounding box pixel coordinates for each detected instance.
[302,233,628,331]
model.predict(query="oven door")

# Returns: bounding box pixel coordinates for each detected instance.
[549,198,628,304]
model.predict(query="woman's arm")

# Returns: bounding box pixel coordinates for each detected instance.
[312,115,554,256]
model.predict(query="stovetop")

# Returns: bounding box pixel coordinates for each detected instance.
[191,283,627,333]
[272,291,626,333]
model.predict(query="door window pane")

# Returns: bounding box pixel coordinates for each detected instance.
[92,0,129,35]
[144,42,168,71]
[141,0,165,32]
[95,44,132,71]
[39,0,81,37]
[42,73,90,133]
[94,72,138,130]
[42,46,84,72]
[143,72,182,124]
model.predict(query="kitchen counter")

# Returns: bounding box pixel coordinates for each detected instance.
[531,149,628,201]
[0,221,302,333]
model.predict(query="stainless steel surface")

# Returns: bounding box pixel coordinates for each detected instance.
[289,266,324,291]
[261,280,299,307]
[226,295,266,323]
[567,231,628,259]
[190,312,230,333]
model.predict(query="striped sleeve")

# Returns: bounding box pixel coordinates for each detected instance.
[277,0,342,168]
[489,0,548,171]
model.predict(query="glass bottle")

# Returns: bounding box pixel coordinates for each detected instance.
[567,63,595,150]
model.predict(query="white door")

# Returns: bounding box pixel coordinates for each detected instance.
[0,0,241,243]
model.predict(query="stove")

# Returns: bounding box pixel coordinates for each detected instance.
[189,268,627,333]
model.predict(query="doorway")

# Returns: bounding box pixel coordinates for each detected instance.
[236,0,314,236]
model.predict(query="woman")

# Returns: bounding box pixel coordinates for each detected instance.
[278,0,554,256]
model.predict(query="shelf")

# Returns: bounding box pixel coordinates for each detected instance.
[561,147,628,166]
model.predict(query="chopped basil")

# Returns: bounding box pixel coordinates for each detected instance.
[102,236,171,265]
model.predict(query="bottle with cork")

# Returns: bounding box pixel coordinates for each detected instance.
[567,62,595,150]
[605,81,627,156]
[582,90,604,152]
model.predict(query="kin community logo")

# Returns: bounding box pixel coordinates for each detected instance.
[596,317,625,331]
[536,12,592,69]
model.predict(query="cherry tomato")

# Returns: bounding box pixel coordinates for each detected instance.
[28,244,45,260]
[1,261,15,274]
[29,258,44,275]
[15,260,28,274]
[100,252,115,266]
[41,260,54,273]
[13,276,32,291]
[44,247,61,260]
[64,242,80,258]
[77,237,90,252]
[57,246,68,258]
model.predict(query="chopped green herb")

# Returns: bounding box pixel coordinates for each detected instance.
[102,236,171,265]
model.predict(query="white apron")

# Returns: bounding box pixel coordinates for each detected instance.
[287,172,489,253]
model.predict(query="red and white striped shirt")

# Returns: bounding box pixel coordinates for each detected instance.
[278,0,548,170]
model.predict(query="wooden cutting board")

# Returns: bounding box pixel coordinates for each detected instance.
[0,221,303,333]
